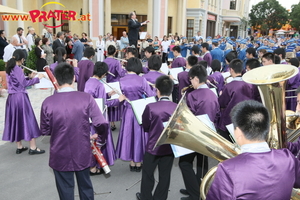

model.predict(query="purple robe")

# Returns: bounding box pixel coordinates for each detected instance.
[196,56,203,62]
[77,59,94,92]
[187,88,220,124]
[2,66,41,142]
[207,149,300,200]
[218,80,253,131]
[84,78,119,166]
[208,71,224,94]
[288,137,300,160]
[286,68,300,111]
[203,52,212,66]
[178,70,190,100]
[142,100,177,155]
[142,70,164,84]
[50,61,58,73]
[116,74,156,162]
[142,66,150,74]
[50,61,79,82]
[171,56,186,68]
[103,57,126,83]
[40,91,109,171]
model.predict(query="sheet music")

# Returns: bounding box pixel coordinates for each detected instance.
[89,98,105,123]
[226,123,237,144]
[131,96,157,124]
[139,32,147,40]
[160,63,169,75]
[169,67,184,84]
[222,72,230,79]
[103,81,121,100]
[34,72,54,89]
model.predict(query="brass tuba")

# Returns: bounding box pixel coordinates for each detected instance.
[155,64,300,199]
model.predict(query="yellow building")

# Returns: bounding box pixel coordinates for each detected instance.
[0,0,250,41]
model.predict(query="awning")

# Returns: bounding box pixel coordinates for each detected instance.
[0,5,29,14]
[222,17,241,22]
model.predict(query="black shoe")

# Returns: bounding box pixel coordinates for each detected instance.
[180,189,189,195]
[111,125,116,131]
[135,165,142,172]
[180,197,192,200]
[28,148,45,155]
[130,164,136,172]
[90,168,104,176]
[16,147,28,154]
[136,192,141,200]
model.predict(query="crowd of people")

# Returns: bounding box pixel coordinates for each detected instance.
[3,21,300,200]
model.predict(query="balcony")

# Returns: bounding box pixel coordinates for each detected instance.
[222,9,242,18]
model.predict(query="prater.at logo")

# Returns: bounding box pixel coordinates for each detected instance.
[1,2,91,28]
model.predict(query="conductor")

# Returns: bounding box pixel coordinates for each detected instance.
[128,11,149,48]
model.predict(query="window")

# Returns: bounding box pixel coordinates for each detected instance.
[186,19,194,42]
[61,11,69,32]
[230,0,236,10]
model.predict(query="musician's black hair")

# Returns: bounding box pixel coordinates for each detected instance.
[274,55,281,64]
[230,100,270,141]
[246,58,260,70]
[274,48,286,59]
[6,49,25,75]
[148,55,161,71]
[172,46,181,53]
[191,45,200,54]
[246,47,256,57]
[126,57,142,74]
[93,61,108,78]
[0,30,4,35]
[126,46,138,57]
[155,75,173,96]
[211,59,221,72]
[198,60,208,69]
[225,51,237,63]
[229,59,243,74]
[262,52,275,64]
[201,43,209,50]
[55,47,67,64]
[54,62,74,86]
[187,55,198,67]
[188,64,207,83]
[289,58,300,67]
[144,46,155,55]
[34,37,41,46]
[212,42,218,47]
[107,45,116,56]
[17,27,23,32]
[83,47,95,58]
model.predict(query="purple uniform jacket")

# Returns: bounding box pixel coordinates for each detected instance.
[207,149,300,200]
[77,59,94,92]
[203,52,212,66]
[286,68,300,111]
[218,79,253,131]
[84,78,119,107]
[103,57,126,83]
[178,70,190,100]
[196,55,203,62]
[50,61,79,82]
[187,87,220,124]
[171,56,186,68]
[40,91,109,171]
[142,100,177,156]
[288,137,300,160]
[142,71,164,84]
[208,71,224,94]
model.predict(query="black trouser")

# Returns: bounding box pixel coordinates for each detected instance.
[162,52,167,63]
[129,39,137,48]
[21,49,28,66]
[179,153,208,200]
[172,85,179,103]
[140,152,174,200]
[53,167,94,200]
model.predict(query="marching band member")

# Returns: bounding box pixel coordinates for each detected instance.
[201,43,212,67]
[40,62,108,200]
[142,55,164,84]
[261,52,275,66]
[210,39,224,63]
[218,59,253,141]
[171,46,186,68]
[84,61,126,175]
[2,49,45,154]
[208,59,224,94]
[116,57,156,172]
[207,100,300,200]
[142,46,156,74]
[245,58,261,102]
[77,47,95,92]
[274,48,288,64]
[190,45,203,62]
[179,64,220,200]
[286,58,300,111]
[136,75,177,200]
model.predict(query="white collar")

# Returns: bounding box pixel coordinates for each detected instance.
[241,142,270,153]
[159,96,170,101]
[197,84,208,89]
[57,87,75,93]
[232,76,243,81]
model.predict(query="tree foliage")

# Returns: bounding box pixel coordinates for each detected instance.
[290,3,300,31]
[26,45,37,74]
[249,0,288,33]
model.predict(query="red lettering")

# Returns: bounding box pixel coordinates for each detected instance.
[1,15,11,21]
[55,10,63,20]
[61,12,68,20]
[38,11,48,22]
[10,15,19,21]
[87,14,91,21]
[29,10,40,22]
[20,15,30,21]
[68,11,76,20]
[47,10,56,20]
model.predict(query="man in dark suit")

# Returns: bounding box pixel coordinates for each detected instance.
[128,11,149,48]
[52,31,65,53]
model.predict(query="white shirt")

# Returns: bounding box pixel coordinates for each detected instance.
[241,142,270,153]
[96,40,105,51]
[3,44,16,62]
[161,40,170,53]
[13,34,27,50]
[26,33,34,51]
[105,40,116,51]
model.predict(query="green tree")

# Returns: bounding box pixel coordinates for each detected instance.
[249,0,288,34]
[290,3,300,31]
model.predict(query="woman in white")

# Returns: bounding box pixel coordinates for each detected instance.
[96,35,105,62]
[26,27,35,51]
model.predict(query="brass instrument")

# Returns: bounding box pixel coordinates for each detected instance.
[155,64,300,199]
[286,110,300,143]
[181,85,193,95]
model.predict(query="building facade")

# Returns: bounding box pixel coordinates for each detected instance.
[0,0,250,42]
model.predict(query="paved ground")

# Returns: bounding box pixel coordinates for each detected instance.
[0,85,218,200]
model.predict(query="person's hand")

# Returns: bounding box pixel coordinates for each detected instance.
[108,90,116,97]
[118,94,126,102]
[169,75,174,80]
[38,73,45,79]
[42,54,46,58]
[90,133,98,140]
[28,72,37,79]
